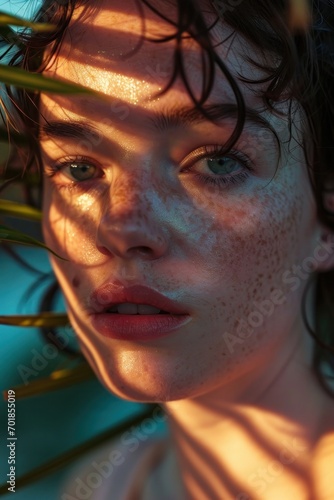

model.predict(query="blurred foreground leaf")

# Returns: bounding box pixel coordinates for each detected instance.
[0,312,68,327]
[0,199,41,220]
[3,363,93,400]
[0,12,55,32]
[0,64,99,96]
[0,24,23,48]
[288,0,311,31]
[0,225,66,259]
[0,405,158,495]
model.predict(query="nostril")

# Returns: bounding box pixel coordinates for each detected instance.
[133,246,152,255]
[97,245,112,256]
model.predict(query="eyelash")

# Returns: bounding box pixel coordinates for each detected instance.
[181,145,254,189]
[45,146,254,191]
[44,155,102,190]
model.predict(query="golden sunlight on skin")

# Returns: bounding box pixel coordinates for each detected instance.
[167,404,312,499]
[312,431,334,498]
[41,0,322,404]
[40,0,334,497]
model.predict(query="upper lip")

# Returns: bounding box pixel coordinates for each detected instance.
[89,284,189,315]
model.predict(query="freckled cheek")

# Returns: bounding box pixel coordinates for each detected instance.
[194,204,302,363]
[42,197,100,265]
[206,195,303,297]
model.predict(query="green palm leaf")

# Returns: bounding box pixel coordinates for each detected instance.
[0,312,68,327]
[288,0,310,30]
[0,12,55,32]
[3,363,93,400]
[0,64,99,96]
[0,405,158,495]
[0,199,42,220]
[0,225,66,259]
[0,25,23,47]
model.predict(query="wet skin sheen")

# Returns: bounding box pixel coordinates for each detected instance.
[41,2,331,404]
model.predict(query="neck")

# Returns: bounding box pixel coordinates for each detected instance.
[163,335,329,499]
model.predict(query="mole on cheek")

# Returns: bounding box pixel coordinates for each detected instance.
[72,277,80,288]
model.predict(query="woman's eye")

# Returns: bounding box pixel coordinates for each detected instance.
[200,156,243,176]
[181,147,254,189]
[64,161,99,181]
[46,157,103,184]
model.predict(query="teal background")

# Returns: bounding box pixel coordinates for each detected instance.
[0,2,162,499]
[0,0,151,500]
[0,245,149,499]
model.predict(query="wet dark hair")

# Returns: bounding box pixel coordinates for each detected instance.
[2,0,334,393]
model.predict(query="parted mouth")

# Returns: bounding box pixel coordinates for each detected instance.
[90,283,189,315]
[106,303,170,314]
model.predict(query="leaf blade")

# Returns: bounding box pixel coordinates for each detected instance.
[0,12,55,32]
[3,363,93,400]
[0,312,68,327]
[0,405,158,494]
[0,64,98,96]
[0,225,67,259]
[0,25,22,46]
[0,199,42,221]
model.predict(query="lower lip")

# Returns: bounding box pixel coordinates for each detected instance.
[91,313,191,341]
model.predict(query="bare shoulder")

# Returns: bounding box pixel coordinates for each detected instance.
[311,401,334,499]
[61,435,169,500]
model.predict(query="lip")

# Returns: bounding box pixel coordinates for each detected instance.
[90,284,189,314]
[89,283,191,341]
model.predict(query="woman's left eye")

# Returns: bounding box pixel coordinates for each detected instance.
[47,157,103,183]
[180,146,254,189]
[67,162,98,181]
[62,161,101,181]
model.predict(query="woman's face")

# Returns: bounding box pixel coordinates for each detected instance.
[40,0,326,402]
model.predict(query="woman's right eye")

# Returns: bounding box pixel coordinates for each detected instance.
[46,157,103,183]
[64,161,99,181]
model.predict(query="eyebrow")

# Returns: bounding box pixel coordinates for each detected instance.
[40,120,100,140]
[40,103,274,140]
[150,103,273,132]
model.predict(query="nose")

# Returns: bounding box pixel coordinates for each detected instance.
[96,176,168,260]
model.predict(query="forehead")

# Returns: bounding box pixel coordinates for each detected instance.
[42,0,277,112]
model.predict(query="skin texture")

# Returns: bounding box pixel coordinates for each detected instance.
[40,1,334,497]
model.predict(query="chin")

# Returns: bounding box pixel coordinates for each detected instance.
[81,350,201,403]
[99,369,196,403]
[71,313,217,403]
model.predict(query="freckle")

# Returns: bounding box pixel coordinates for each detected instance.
[142,363,149,374]
[72,277,80,288]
